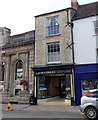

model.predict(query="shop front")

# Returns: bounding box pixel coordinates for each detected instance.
[75,64,98,105]
[37,76,71,99]
[32,64,75,105]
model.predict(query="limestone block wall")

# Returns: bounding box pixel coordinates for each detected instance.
[0,27,11,46]
[35,10,73,66]
[0,44,34,95]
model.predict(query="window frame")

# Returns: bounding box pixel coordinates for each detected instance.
[96,49,98,57]
[94,20,98,35]
[0,62,5,81]
[86,91,98,98]
[46,42,61,64]
[46,15,60,36]
[15,60,23,81]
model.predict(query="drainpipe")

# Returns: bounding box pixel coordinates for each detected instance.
[66,8,76,106]
[70,20,75,106]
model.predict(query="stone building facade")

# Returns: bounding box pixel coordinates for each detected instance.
[0,27,35,103]
[32,9,75,105]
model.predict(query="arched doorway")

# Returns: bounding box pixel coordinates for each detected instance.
[14,60,23,95]
[0,62,5,91]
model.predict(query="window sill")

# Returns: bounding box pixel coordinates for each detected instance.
[93,34,98,36]
[47,61,61,65]
[46,33,61,38]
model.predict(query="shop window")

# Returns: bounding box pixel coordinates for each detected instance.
[37,76,51,99]
[47,42,60,63]
[0,62,5,91]
[65,75,71,99]
[0,62,5,81]
[82,80,98,94]
[38,76,47,89]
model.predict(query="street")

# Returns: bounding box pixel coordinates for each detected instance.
[1,104,87,119]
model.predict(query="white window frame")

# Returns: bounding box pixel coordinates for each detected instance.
[94,20,98,34]
[96,49,98,57]
[46,16,60,36]
[46,42,61,64]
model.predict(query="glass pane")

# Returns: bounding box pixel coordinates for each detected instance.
[47,42,60,62]
[82,80,98,95]
[15,60,23,81]
[0,62,5,81]
[86,92,97,98]
[47,16,59,36]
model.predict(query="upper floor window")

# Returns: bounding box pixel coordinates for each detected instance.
[47,16,59,36]
[97,49,98,56]
[47,42,60,63]
[94,20,98,34]
[96,49,98,63]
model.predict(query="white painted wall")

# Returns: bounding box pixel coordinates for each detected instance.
[73,16,97,64]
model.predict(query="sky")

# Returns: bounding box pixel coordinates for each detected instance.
[0,0,98,35]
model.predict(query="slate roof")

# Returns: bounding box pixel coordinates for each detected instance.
[72,2,98,21]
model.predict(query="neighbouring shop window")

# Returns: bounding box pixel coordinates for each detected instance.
[82,80,98,94]
[15,60,23,95]
[47,42,60,63]
[47,16,59,36]
[15,60,23,81]
[0,62,5,91]
[0,62,5,81]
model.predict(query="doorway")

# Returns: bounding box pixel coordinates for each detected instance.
[15,89,21,95]
[59,75,71,99]
[59,77,66,98]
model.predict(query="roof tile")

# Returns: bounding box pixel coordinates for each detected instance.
[72,2,98,20]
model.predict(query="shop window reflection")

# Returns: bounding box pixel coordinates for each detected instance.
[0,62,5,91]
[82,80,98,94]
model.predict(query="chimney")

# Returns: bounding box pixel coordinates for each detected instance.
[71,0,79,10]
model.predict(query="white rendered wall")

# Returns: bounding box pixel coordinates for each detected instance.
[73,16,97,64]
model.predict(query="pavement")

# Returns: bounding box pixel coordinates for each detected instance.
[1,98,74,111]
[2,103,80,112]
[1,98,80,111]
[1,103,86,119]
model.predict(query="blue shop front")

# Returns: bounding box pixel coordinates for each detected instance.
[75,64,98,105]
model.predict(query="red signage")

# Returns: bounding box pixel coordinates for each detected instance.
[16,83,20,85]
[0,83,4,86]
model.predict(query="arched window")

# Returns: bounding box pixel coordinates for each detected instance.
[0,62,5,81]
[15,60,23,81]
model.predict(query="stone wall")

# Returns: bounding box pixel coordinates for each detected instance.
[0,29,35,100]
[35,10,73,66]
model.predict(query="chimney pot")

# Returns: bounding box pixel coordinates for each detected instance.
[71,0,79,10]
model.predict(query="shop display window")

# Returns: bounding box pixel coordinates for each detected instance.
[82,80,98,94]
[38,76,47,90]
[0,62,5,91]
